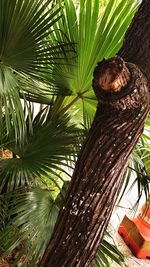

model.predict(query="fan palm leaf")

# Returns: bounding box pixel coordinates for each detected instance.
[44,0,140,126]
[0,1,144,266]
[0,101,83,193]
[0,0,71,140]
[0,187,59,266]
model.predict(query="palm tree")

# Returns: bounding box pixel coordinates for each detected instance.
[0,0,149,266]
[39,0,150,266]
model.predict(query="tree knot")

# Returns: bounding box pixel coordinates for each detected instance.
[92,56,131,99]
[92,56,149,111]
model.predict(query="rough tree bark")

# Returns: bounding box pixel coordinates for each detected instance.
[40,1,150,266]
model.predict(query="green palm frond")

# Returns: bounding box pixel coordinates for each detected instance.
[0,187,59,266]
[95,238,126,267]
[0,101,83,193]
[140,117,150,177]
[0,186,126,267]
[0,0,63,75]
[118,116,150,207]
[51,0,137,95]
[44,0,140,125]
[0,1,145,266]
[0,0,71,139]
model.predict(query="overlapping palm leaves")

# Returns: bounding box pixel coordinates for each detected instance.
[0,188,60,266]
[48,0,140,126]
[0,0,145,266]
[0,0,71,139]
[120,118,150,209]
[0,186,126,267]
[95,238,125,267]
[0,99,82,193]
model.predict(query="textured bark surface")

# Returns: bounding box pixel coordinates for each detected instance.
[119,0,150,81]
[40,60,149,267]
[40,1,150,266]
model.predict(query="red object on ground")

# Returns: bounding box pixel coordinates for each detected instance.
[118,198,150,259]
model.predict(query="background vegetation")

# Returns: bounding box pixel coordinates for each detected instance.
[0,0,149,266]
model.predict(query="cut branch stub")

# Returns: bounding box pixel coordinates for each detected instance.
[93,56,149,111]
[93,56,131,93]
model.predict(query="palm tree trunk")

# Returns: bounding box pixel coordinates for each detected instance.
[40,1,150,266]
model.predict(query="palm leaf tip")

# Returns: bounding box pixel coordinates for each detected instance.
[0,0,63,74]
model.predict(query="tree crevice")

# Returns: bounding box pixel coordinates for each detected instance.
[40,56,149,267]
